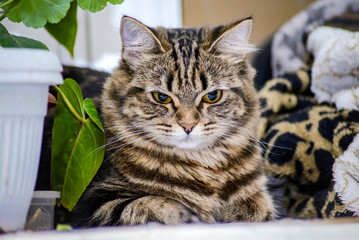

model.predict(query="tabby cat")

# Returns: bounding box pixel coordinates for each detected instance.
[72,16,275,226]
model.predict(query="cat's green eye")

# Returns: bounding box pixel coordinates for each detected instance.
[152,92,172,104]
[202,90,222,103]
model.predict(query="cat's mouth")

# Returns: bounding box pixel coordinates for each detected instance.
[155,126,209,150]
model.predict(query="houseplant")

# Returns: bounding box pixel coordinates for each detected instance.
[0,0,124,56]
[0,0,123,232]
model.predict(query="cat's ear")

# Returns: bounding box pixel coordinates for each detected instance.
[209,19,255,63]
[120,16,164,66]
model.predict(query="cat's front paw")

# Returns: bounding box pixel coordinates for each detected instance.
[120,196,198,225]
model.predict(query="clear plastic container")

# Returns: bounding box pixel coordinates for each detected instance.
[25,191,61,231]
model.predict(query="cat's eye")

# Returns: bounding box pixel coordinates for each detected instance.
[202,90,222,103]
[152,92,172,104]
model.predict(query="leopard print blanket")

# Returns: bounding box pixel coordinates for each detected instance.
[259,70,359,218]
[258,0,359,219]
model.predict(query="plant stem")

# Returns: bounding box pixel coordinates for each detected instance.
[53,85,85,122]
[0,0,14,8]
[0,0,14,9]
[0,13,5,22]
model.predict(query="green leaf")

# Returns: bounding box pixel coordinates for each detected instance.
[45,1,77,57]
[51,78,105,211]
[5,0,72,29]
[57,78,85,120]
[51,83,83,195]
[61,116,105,211]
[109,0,124,4]
[56,224,73,231]
[77,0,108,12]
[0,23,48,49]
[84,98,104,131]
[78,0,124,13]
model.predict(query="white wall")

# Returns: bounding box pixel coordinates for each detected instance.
[2,0,182,72]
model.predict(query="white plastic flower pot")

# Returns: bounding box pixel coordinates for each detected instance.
[0,48,63,232]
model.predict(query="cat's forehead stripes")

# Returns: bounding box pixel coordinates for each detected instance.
[166,28,203,90]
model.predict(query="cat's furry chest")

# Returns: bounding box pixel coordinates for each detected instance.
[112,144,260,203]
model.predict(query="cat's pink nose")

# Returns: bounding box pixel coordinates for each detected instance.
[179,123,196,134]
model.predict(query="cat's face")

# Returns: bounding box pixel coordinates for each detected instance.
[103,17,258,151]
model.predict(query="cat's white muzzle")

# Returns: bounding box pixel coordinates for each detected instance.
[171,126,205,149]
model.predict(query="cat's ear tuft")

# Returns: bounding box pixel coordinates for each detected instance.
[209,19,256,63]
[120,16,164,66]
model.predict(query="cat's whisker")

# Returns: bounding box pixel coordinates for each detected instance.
[237,126,270,150]
[217,123,262,147]
[108,134,151,151]
[218,125,284,164]
[104,124,150,132]
[104,125,141,133]
[108,133,155,158]
[215,135,258,166]
[205,134,242,164]
[219,122,292,151]
[260,141,293,150]
[106,131,153,151]
[105,131,148,149]
[213,134,266,165]
[217,132,263,154]
[105,125,154,143]
[86,144,107,157]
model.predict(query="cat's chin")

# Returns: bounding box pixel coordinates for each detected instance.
[171,136,205,150]
[174,142,201,150]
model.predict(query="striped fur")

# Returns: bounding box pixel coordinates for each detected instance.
[73,16,275,226]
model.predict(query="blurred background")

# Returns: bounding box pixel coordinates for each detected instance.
[2,0,315,73]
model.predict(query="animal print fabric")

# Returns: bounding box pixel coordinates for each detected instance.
[258,70,359,218]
